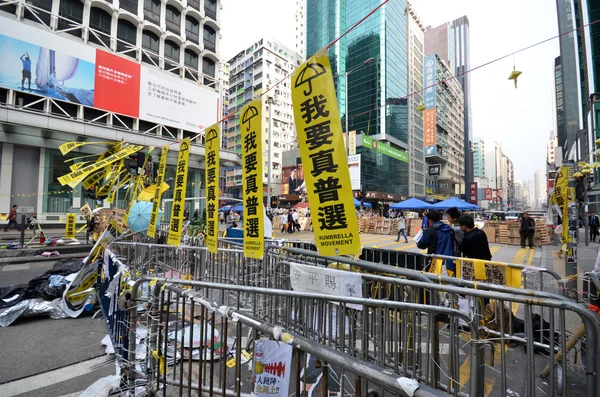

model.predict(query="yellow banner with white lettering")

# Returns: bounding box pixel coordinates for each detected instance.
[148,145,169,238]
[58,144,143,188]
[241,100,265,259]
[204,124,220,254]
[167,140,190,246]
[59,141,114,155]
[65,213,77,239]
[291,50,361,256]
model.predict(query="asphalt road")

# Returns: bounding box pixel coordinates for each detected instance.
[0,260,115,397]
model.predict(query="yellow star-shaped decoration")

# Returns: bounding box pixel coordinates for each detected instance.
[508,66,522,88]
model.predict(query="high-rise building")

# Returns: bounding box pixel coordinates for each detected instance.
[425,16,473,193]
[534,169,547,209]
[295,0,306,59]
[226,38,303,197]
[423,54,465,197]
[0,0,231,216]
[306,0,411,202]
[472,137,485,177]
[407,2,426,197]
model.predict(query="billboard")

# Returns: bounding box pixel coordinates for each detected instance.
[423,108,437,155]
[0,17,217,133]
[281,160,305,195]
[423,54,437,110]
[484,188,493,200]
[348,154,361,190]
[469,182,478,203]
[428,164,441,176]
[361,135,409,162]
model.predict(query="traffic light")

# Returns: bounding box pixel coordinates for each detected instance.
[270,196,278,209]
[128,152,146,175]
[85,186,97,199]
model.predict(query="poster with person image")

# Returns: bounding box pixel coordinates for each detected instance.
[281,162,305,195]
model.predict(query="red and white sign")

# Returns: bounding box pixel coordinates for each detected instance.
[469,182,478,204]
[484,188,493,201]
[94,50,140,117]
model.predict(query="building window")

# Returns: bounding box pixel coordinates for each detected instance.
[88,7,112,46]
[185,16,199,44]
[141,30,159,65]
[184,49,198,70]
[58,0,83,36]
[117,19,137,54]
[164,40,180,62]
[203,57,215,84]
[25,0,52,25]
[187,0,200,11]
[203,25,216,52]
[204,0,217,20]
[143,0,160,24]
[165,5,180,34]
[120,0,138,14]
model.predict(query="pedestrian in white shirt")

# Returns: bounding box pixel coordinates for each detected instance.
[292,210,300,232]
[281,211,288,234]
[395,212,408,243]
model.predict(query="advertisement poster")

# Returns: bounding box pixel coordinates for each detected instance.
[204,124,220,254]
[484,188,493,200]
[241,100,265,259]
[469,182,478,204]
[423,54,437,109]
[0,17,217,133]
[423,109,437,155]
[167,140,190,246]
[428,164,441,176]
[291,51,360,256]
[361,135,409,162]
[281,162,305,195]
[253,340,293,397]
[65,213,76,239]
[348,154,361,191]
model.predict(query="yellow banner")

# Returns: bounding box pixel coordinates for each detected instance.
[122,147,154,227]
[553,165,569,245]
[291,50,361,256]
[81,171,104,191]
[167,140,190,246]
[58,145,143,187]
[457,259,522,289]
[96,160,124,197]
[148,145,169,238]
[70,162,88,172]
[241,100,265,259]
[59,141,114,155]
[204,124,220,254]
[65,213,77,239]
[106,175,131,204]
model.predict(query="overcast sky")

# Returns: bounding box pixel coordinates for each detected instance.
[220,0,559,183]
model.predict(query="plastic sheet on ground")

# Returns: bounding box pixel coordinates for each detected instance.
[79,374,120,397]
[0,298,68,327]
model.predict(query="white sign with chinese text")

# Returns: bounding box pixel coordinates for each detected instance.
[288,262,363,310]
[253,340,293,397]
[348,154,361,191]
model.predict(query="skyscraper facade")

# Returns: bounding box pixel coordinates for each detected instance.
[305,0,411,198]
[472,137,485,178]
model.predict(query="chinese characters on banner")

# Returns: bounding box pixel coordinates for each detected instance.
[253,340,293,397]
[65,213,76,239]
[484,188,493,201]
[423,54,437,156]
[241,100,265,259]
[469,182,478,204]
[147,145,169,238]
[204,125,220,254]
[458,259,522,289]
[290,50,361,256]
[167,139,190,246]
[423,109,437,152]
[288,262,363,310]
[551,165,570,249]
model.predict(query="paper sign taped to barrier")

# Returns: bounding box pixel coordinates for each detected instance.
[458,259,522,289]
[289,262,363,310]
[253,340,292,397]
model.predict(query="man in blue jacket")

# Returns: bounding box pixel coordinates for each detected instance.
[417,210,457,274]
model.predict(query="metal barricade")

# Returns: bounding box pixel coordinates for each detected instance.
[129,278,478,397]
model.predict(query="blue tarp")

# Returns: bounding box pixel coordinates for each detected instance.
[431,197,480,210]
[354,198,372,208]
[389,198,432,210]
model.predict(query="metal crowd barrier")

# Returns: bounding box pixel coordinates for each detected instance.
[104,241,600,397]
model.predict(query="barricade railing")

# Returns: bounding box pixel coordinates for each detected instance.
[103,242,600,397]
[130,278,479,397]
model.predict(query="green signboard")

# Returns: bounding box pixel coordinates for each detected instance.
[361,135,409,163]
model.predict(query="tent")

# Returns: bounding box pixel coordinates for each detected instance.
[430,197,480,210]
[232,205,243,212]
[389,198,432,210]
[354,198,372,208]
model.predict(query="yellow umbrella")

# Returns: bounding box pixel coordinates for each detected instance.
[137,182,170,201]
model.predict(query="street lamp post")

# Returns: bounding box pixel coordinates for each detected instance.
[266,97,274,211]
[343,57,375,156]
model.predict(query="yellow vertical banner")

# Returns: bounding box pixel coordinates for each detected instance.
[204,124,220,254]
[241,100,265,259]
[65,213,76,239]
[167,139,190,246]
[148,145,169,238]
[291,50,361,256]
[553,165,570,247]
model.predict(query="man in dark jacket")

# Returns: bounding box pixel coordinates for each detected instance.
[417,210,456,274]
[519,212,535,248]
[589,211,599,242]
[458,215,492,260]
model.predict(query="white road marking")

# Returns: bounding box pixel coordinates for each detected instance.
[0,356,113,397]
[1,264,31,271]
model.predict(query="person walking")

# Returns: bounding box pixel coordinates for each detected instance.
[395,212,408,243]
[219,210,225,224]
[287,210,294,234]
[519,212,535,248]
[281,211,288,234]
[458,215,492,260]
[417,210,456,274]
[589,211,599,242]
[3,205,20,232]
[193,208,199,222]
[446,207,464,256]
[292,210,300,232]
[183,207,190,221]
